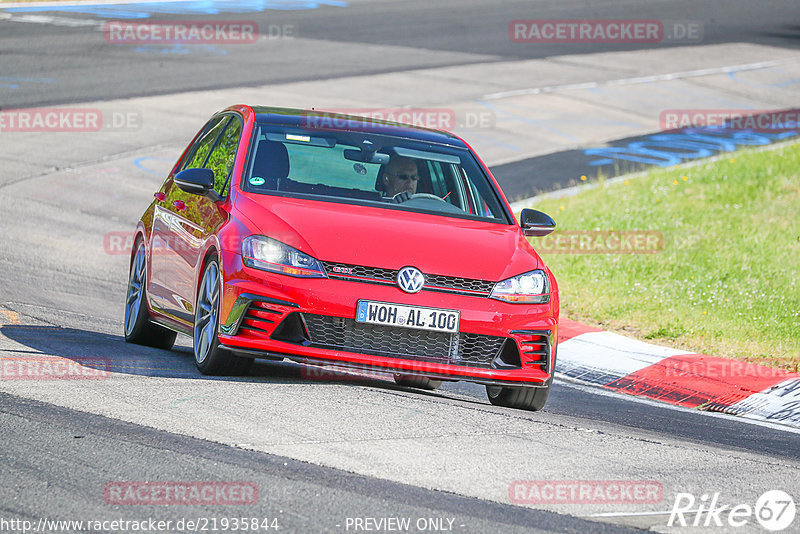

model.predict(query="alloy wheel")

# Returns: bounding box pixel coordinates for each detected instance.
[124,243,146,337]
[194,261,220,364]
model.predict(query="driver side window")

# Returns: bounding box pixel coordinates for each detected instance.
[182,117,228,172]
[206,117,242,197]
[180,115,242,197]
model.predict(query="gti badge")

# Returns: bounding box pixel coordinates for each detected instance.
[397,266,425,294]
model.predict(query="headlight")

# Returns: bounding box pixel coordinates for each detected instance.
[242,236,327,278]
[490,269,549,304]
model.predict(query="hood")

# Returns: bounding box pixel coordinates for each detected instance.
[234,193,543,282]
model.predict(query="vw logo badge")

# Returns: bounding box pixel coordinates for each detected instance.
[397,266,425,294]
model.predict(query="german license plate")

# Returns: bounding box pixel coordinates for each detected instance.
[355,300,460,333]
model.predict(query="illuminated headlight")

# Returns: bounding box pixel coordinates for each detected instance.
[490,270,550,304]
[242,236,327,278]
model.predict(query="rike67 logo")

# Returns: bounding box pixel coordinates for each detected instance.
[668,490,795,531]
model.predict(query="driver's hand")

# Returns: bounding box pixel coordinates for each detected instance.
[392,191,413,203]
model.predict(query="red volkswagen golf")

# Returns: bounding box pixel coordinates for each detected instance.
[124,105,559,411]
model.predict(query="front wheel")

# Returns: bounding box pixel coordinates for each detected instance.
[124,238,177,349]
[193,256,253,376]
[486,382,551,411]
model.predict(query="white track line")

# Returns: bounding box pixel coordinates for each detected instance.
[0,13,101,26]
[0,0,196,8]
[483,60,788,100]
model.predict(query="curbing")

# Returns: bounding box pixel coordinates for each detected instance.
[508,141,800,431]
[556,318,800,429]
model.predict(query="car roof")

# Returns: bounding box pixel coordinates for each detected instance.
[248,106,468,148]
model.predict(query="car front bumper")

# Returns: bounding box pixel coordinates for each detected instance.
[217,252,558,387]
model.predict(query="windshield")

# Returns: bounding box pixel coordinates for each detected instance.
[241,125,511,224]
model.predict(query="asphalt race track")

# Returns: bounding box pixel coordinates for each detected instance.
[2,0,799,108]
[1,1,800,532]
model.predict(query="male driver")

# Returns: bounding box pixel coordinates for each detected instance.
[381,156,419,199]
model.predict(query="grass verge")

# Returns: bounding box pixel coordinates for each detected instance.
[527,142,800,371]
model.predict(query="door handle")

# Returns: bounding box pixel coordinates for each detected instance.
[172,200,186,212]
[154,192,166,202]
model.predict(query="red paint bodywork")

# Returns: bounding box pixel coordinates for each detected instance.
[133,105,559,386]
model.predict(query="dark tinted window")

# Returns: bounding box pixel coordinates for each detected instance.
[182,116,228,172]
[242,125,511,223]
[180,115,242,197]
[206,117,242,196]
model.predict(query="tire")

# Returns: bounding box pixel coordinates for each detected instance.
[193,255,253,376]
[486,380,552,412]
[124,238,177,350]
[394,374,443,390]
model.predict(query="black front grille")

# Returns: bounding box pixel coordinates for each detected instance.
[321,261,495,296]
[324,262,396,283]
[424,274,495,293]
[301,314,507,368]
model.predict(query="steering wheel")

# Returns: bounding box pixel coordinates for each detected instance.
[408,193,447,202]
[392,191,465,214]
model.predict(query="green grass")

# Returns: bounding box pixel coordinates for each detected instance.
[527,142,800,371]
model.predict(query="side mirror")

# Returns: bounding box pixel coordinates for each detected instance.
[174,168,215,195]
[520,208,556,237]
